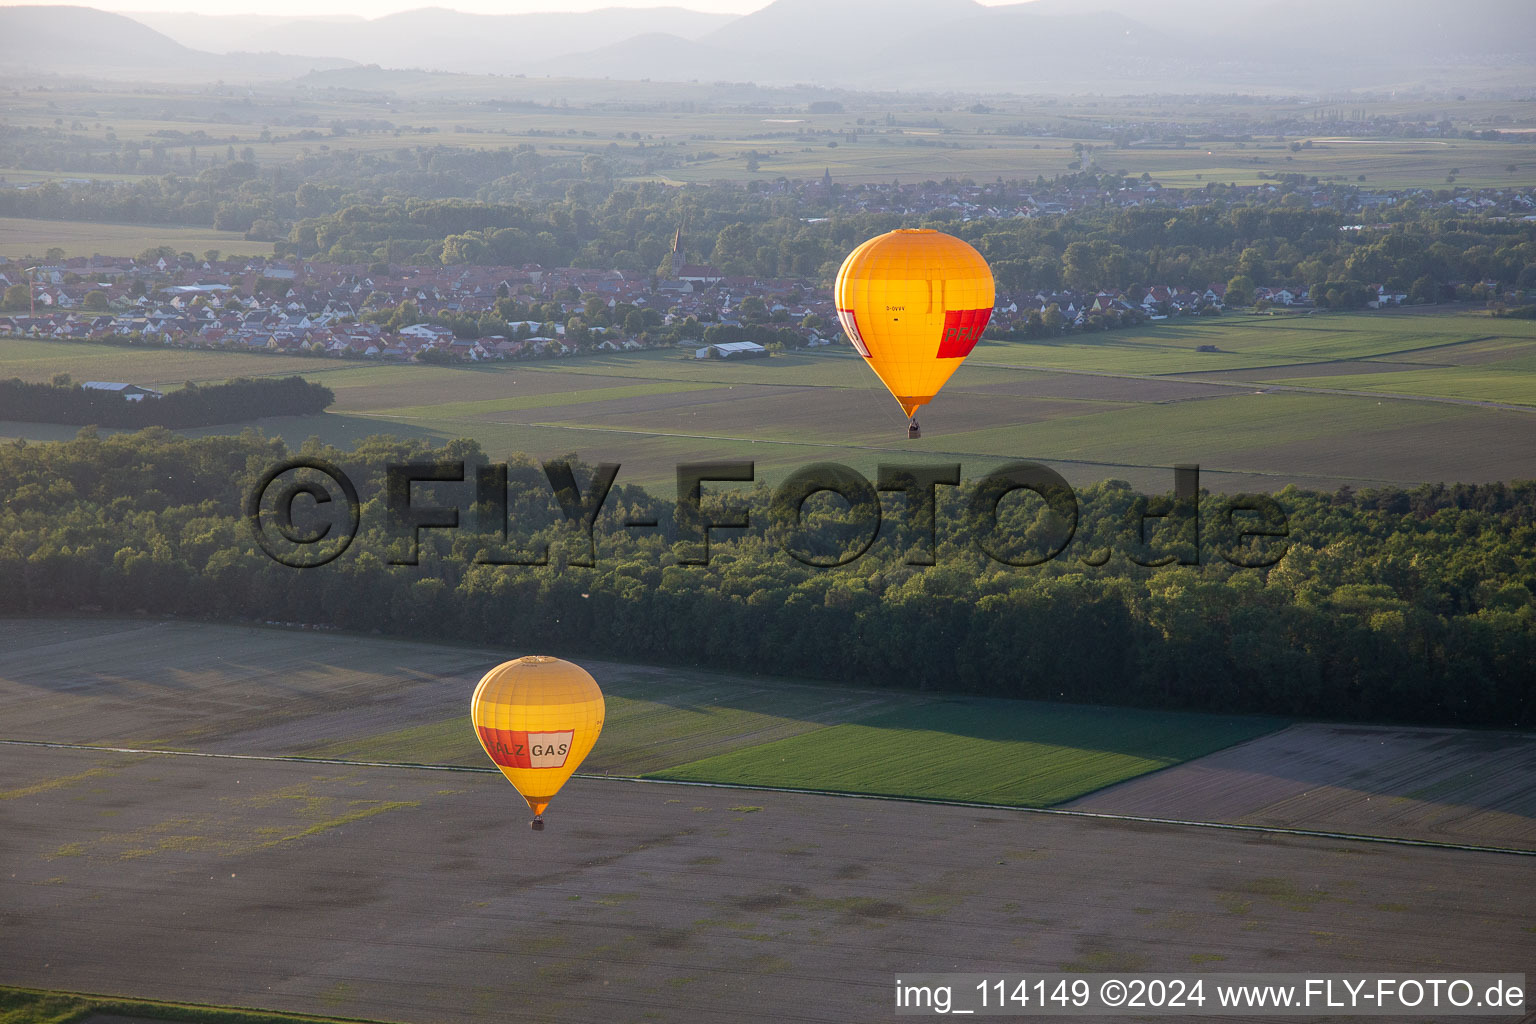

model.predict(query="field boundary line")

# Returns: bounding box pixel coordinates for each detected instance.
[5,738,1532,858]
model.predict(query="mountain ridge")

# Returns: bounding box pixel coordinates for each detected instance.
[6,0,1533,91]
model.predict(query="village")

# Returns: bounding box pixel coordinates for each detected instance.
[0,250,1485,366]
[0,249,1351,363]
[4,174,1532,363]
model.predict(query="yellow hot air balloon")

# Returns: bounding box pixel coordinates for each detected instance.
[835,229,995,438]
[470,655,604,831]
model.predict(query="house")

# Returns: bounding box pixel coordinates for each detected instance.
[677,265,724,286]
[398,323,455,343]
[82,381,163,401]
[696,341,768,360]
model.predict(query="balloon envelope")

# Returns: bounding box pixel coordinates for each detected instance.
[470,656,604,817]
[835,229,995,418]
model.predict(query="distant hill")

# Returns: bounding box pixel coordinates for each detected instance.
[530,32,749,84]
[128,12,367,56]
[532,0,1536,92]
[0,5,194,65]
[133,5,737,75]
[702,0,983,61]
[14,0,1536,92]
[0,5,354,80]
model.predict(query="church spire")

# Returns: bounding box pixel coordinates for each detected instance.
[670,214,686,277]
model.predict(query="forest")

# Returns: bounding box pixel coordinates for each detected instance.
[1,428,1531,728]
[0,375,334,427]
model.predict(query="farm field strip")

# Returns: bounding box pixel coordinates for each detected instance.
[970,321,1536,377]
[1263,365,1536,407]
[370,380,722,420]
[0,617,1281,813]
[647,700,1285,808]
[0,618,934,775]
[8,737,1533,859]
[0,216,274,260]
[5,314,1536,490]
[1068,723,1536,851]
[0,337,328,384]
[7,742,1532,1024]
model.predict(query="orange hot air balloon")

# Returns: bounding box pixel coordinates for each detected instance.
[470,656,604,831]
[835,229,995,438]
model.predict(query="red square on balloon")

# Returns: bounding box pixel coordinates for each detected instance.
[936,308,991,359]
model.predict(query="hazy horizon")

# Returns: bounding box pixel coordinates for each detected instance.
[0,0,1029,18]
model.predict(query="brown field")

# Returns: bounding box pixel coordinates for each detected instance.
[1,617,1532,1023]
[3,743,1531,1024]
[0,618,929,775]
[1068,724,1536,851]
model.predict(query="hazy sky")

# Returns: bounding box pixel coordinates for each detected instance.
[4,0,1023,15]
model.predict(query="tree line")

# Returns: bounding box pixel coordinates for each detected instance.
[3,138,1528,302]
[281,190,1535,301]
[0,429,1530,728]
[0,376,334,428]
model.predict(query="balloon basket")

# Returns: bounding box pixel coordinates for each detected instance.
[530,816,545,832]
[907,419,921,440]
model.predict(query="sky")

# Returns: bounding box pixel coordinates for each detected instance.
[3,0,1022,16]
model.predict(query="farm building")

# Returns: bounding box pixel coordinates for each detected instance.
[695,341,769,360]
[82,382,163,401]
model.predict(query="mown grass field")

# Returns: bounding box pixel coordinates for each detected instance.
[646,699,1285,806]
[298,667,937,776]
[0,336,323,384]
[0,217,274,260]
[4,312,1536,492]
[1265,362,1536,405]
[971,311,1536,376]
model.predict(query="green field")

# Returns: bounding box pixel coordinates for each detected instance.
[5,311,1536,492]
[0,617,1285,804]
[4,82,1532,189]
[0,217,274,260]
[972,311,1536,376]
[647,699,1284,806]
[300,669,936,776]
[0,336,326,383]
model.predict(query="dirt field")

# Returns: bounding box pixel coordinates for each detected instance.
[1,617,1533,1023]
[1067,724,1536,852]
[3,744,1532,1024]
[0,618,933,775]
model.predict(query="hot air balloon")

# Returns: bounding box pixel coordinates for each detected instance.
[835,229,995,438]
[470,656,604,831]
